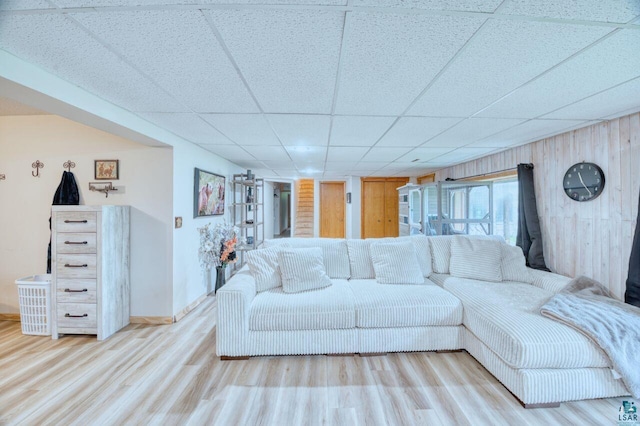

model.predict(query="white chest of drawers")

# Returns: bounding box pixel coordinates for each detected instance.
[51,205,130,340]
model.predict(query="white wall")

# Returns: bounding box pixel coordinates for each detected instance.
[0,115,173,316]
[272,186,281,236]
[263,181,274,240]
[171,142,243,317]
[280,189,290,232]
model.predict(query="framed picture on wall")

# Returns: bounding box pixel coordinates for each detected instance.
[194,168,225,218]
[95,160,119,180]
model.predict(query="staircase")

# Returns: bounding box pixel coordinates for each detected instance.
[294,179,314,237]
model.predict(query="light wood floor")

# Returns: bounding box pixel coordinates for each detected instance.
[0,296,625,425]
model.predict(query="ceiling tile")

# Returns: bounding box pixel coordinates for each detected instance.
[326,147,369,162]
[54,0,196,5]
[285,146,327,162]
[201,114,281,145]
[329,116,396,146]
[408,19,612,117]
[377,117,462,147]
[70,10,258,113]
[261,160,296,169]
[470,119,591,148]
[498,0,640,23]
[0,0,53,10]
[324,162,357,171]
[476,30,640,119]
[208,9,344,113]
[203,0,346,4]
[266,114,331,146]
[430,147,497,163]
[0,13,187,113]
[334,12,485,115]
[199,144,252,161]
[241,145,290,161]
[543,77,640,120]
[423,117,525,147]
[395,147,453,162]
[361,147,412,162]
[139,112,235,145]
[352,162,389,170]
[350,0,502,12]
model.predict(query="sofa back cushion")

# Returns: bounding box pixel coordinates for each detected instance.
[265,238,350,279]
[449,236,503,282]
[400,235,432,277]
[501,244,533,283]
[278,247,333,293]
[429,234,505,274]
[246,246,286,292]
[370,241,424,285]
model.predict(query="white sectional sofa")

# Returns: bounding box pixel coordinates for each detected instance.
[216,235,629,407]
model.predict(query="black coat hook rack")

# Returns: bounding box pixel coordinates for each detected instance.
[32,160,44,177]
[63,161,76,172]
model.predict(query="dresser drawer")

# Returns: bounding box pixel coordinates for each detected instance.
[57,303,97,329]
[56,254,97,279]
[55,233,97,254]
[56,279,97,303]
[55,212,97,233]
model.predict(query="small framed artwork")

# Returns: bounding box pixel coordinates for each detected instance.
[194,168,225,218]
[95,160,119,180]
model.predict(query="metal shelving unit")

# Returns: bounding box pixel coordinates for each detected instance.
[231,172,264,274]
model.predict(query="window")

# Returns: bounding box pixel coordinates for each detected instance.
[492,178,518,245]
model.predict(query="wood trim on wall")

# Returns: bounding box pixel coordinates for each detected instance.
[0,313,20,322]
[173,293,208,323]
[458,170,517,182]
[417,173,436,184]
[130,316,173,325]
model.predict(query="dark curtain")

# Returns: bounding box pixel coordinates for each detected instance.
[516,163,550,271]
[626,190,640,307]
[47,171,80,273]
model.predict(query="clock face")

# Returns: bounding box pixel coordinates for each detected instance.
[563,162,605,202]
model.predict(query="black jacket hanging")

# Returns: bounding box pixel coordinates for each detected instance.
[47,171,80,273]
[626,191,640,308]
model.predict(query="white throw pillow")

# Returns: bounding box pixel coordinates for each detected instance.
[265,238,350,279]
[246,246,285,292]
[278,248,332,293]
[501,244,534,283]
[449,236,503,282]
[369,241,424,285]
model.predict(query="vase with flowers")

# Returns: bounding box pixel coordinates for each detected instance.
[198,222,242,292]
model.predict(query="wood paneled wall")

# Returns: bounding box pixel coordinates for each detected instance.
[435,112,640,300]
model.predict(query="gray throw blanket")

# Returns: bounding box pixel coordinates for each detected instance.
[540,276,640,398]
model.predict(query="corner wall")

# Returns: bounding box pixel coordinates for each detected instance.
[0,115,173,316]
[435,112,640,300]
[171,143,243,318]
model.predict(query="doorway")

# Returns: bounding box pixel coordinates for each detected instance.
[320,181,346,238]
[272,182,291,239]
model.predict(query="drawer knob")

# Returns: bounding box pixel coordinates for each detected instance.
[65,241,88,245]
[64,264,88,268]
[65,313,88,318]
[64,220,88,223]
[64,288,88,293]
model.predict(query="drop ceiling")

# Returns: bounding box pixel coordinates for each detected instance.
[1,1,639,178]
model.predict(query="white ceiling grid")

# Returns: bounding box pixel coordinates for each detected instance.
[0,0,639,178]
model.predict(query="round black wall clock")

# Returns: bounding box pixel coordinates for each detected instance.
[563,162,605,202]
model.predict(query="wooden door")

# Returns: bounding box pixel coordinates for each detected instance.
[361,180,386,238]
[385,180,400,236]
[361,177,409,238]
[320,182,346,238]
